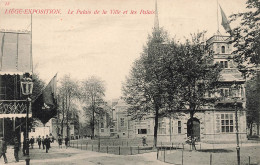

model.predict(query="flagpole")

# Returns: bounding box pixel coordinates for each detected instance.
[217,0,220,33]
[31,13,33,73]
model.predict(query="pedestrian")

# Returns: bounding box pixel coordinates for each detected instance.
[14,137,19,162]
[142,136,147,146]
[58,135,62,149]
[42,136,45,150]
[30,136,35,149]
[0,137,8,164]
[44,135,51,153]
[37,136,41,149]
[65,136,69,149]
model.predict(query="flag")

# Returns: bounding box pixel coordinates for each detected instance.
[219,5,231,33]
[32,74,57,124]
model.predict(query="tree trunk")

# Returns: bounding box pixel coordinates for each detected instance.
[250,122,253,136]
[153,104,159,148]
[189,110,195,150]
[92,106,95,139]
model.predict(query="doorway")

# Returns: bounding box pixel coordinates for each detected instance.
[187,118,200,141]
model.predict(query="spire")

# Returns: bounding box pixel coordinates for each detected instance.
[154,0,159,31]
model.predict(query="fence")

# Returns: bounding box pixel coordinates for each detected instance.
[157,143,259,165]
[69,139,154,155]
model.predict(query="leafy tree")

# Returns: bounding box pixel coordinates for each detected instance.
[123,29,183,147]
[230,0,260,67]
[123,30,220,148]
[177,33,221,148]
[246,76,260,136]
[81,76,106,138]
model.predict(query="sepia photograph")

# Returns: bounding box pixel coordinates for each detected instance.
[0,0,259,164]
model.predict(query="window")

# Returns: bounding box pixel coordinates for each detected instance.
[221,114,234,133]
[219,61,228,68]
[178,121,181,134]
[120,118,125,127]
[110,128,114,133]
[220,61,224,68]
[221,46,225,53]
[158,120,166,134]
[101,122,104,128]
[138,129,147,134]
[224,61,228,68]
[220,88,230,97]
[101,129,104,133]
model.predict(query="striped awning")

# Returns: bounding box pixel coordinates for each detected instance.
[0,32,32,75]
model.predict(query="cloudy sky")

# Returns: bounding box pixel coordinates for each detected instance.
[0,0,247,100]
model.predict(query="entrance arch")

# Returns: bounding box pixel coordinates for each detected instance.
[187,118,200,141]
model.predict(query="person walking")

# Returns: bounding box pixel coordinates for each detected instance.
[0,137,8,164]
[65,136,69,149]
[37,136,41,149]
[58,135,62,149]
[30,136,35,149]
[42,136,45,150]
[44,135,51,153]
[14,137,19,162]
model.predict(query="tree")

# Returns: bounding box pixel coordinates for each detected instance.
[123,30,220,148]
[176,33,221,148]
[123,29,183,147]
[57,74,80,138]
[246,76,260,136]
[81,76,106,138]
[230,0,260,67]
[230,0,260,136]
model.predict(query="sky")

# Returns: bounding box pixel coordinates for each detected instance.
[0,0,248,100]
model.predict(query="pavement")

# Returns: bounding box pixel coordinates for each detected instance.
[2,142,168,165]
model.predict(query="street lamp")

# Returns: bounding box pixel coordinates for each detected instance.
[231,81,240,165]
[21,76,33,165]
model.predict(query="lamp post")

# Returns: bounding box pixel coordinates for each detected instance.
[231,82,240,165]
[21,76,33,165]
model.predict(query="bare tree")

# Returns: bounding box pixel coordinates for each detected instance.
[81,76,106,138]
[57,75,80,138]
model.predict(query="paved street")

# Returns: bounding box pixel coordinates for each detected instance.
[3,143,167,165]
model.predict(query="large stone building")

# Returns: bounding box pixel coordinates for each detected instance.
[98,34,247,144]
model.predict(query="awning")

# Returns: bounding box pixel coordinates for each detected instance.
[0,114,32,118]
[0,32,32,74]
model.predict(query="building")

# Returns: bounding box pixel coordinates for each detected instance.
[99,34,247,143]
[0,31,33,143]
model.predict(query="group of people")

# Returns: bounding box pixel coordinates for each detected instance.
[58,135,70,149]
[0,134,56,164]
[0,137,19,164]
[35,135,52,153]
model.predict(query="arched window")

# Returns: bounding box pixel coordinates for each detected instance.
[221,46,225,53]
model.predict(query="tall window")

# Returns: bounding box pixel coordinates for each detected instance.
[178,121,181,134]
[101,122,104,128]
[158,120,166,134]
[221,46,225,53]
[220,88,230,97]
[221,114,234,133]
[120,118,125,127]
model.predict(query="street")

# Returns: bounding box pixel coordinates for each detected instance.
[4,142,167,165]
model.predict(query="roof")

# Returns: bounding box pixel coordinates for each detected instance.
[0,32,32,75]
[218,69,245,82]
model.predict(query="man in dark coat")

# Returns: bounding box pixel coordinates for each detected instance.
[0,137,8,164]
[65,136,69,149]
[44,135,51,153]
[58,135,62,149]
[14,137,19,162]
[37,136,41,149]
[30,136,35,149]
[42,136,45,150]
